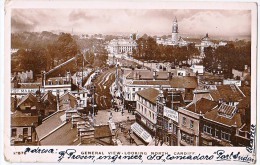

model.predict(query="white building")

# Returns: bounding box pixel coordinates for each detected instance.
[107,34,138,57]
[190,65,204,75]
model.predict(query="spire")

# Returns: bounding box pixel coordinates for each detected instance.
[174,16,177,22]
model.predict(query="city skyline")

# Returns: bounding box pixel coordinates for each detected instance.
[11,9,251,39]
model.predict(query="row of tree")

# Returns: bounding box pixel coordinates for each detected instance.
[11,32,109,78]
[12,32,79,77]
[132,37,200,64]
[203,42,251,74]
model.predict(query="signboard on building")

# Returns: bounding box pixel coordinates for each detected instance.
[164,106,178,123]
[11,88,45,94]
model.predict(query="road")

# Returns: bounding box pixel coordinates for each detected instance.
[92,67,116,110]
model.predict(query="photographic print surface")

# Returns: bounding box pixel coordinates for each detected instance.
[5,1,257,164]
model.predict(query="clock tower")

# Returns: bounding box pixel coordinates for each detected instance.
[172,17,178,44]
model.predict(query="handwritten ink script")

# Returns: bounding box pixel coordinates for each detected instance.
[20,147,255,163]
[246,124,256,154]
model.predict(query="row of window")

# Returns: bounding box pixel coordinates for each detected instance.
[128,87,143,92]
[182,117,194,129]
[11,128,29,137]
[137,102,156,122]
[181,132,194,145]
[203,125,231,141]
[47,80,70,85]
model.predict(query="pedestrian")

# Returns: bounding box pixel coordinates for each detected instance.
[121,110,124,116]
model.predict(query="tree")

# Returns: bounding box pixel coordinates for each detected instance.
[85,51,95,65]
[56,33,78,61]
[19,48,47,78]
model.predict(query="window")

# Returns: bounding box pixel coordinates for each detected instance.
[132,94,135,100]
[221,131,231,141]
[149,111,151,118]
[190,120,194,129]
[190,137,194,144]
[133,88,135,92]
[11,128,17,137]
[182,117,186,125]
[215,129,219,138]
[181,132,194,145]
[173,125,177,135]
[139,88,141,91]
[169,123,172,130]
[203,125,212,135]
[23,128,28,136]
[145,108,147,115]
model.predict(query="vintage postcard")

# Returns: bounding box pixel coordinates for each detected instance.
[3,0,258,164]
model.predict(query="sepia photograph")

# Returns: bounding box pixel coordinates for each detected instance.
[4,0,258,164]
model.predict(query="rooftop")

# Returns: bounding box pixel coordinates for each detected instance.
[186,98,218,114]
[35,110,65,140]
[17,93,37,107]
[137,88,160,104]
[169,76,198,88]
[204,108,242,127]
[40,122,80,145]
[209,85,244,102]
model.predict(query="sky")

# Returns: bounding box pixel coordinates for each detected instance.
[11,9,251,39]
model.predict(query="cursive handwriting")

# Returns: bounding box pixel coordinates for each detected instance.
[214,150,255,163]
[24,147,55,154]
[246,124,256,153]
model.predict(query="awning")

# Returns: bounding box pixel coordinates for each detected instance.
[131,122,152,143]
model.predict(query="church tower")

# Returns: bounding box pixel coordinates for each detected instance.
[172,17,178,44]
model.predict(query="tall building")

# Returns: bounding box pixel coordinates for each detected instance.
[172,17,179,44]
[156,17,188,46]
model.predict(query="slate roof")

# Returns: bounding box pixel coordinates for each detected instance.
[17,93,37,107]
[59,91,77,100]
[209,85,244,102]
[94,125,112,139]
[41,91,57,104]
[40,122,79,145]
[11,116,38,127]
[126,70,169,80]
[186,98,218,114]
[169,76,198,88]
[35,110,65,140]
[132,76,198,89]
[204,109,242,127]
[136,88,160,104]
[132,80,170,86]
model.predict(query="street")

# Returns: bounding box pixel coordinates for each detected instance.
[92,67,116,110]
